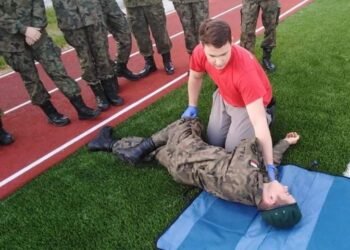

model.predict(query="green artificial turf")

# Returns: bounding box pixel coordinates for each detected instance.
[1,0,350,248]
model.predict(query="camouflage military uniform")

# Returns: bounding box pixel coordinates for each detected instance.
[100,0,132,64]
[240,0,280,53]
[113,118,290,206]
[124,0,172,57]
[171,0,209,54]
[51,0,114,85]
[0,0,80,105]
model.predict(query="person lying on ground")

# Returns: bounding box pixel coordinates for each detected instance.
[88,118,302,228]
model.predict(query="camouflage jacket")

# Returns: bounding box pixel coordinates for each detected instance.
[123,0,162,8]
[51,0,104,30]
[100,0,122,15]
[0,0,47,52]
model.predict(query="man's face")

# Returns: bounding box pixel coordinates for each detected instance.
[203,42,232,70]
[260,181,296,210]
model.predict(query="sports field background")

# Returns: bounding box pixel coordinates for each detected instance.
[1,0,350,249]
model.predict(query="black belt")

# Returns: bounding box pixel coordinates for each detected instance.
[267,97,276,108]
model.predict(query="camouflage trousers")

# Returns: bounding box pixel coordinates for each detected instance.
[173,0,209,54]
[113,119,276,205]
[2,31,80,105]
[240,0,280,53]
[103,2,132,63]
[126,3,172,57]
[62,22,114,85]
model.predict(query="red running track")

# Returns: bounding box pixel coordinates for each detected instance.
[0,0,312,199]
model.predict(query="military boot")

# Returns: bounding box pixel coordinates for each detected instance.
[116,138,156,165]
[138,56,157,77]
[39,100,71,126]
[87,126,116,152]
[101,78,124,106]
[262,48,276,73]
[0,118,14,145]
[162,52,175,75]
[90,83,110,111]
[69,95,101,120]
[115,62,141,81]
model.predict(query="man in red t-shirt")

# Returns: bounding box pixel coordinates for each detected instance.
[182,19,276,175]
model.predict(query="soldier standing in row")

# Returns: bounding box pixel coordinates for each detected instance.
[171,0,209,55]
[0,109,14,145]
[240,0,280,73]
[51,0,123,111]
[100,0,141,81]
[124,0,175,77]
[0,0,100,126]
[88,119,302,229]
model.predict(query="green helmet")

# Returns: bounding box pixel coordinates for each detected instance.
[261,203,302,228]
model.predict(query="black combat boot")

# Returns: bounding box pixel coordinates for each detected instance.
[115,62,141,81]
[0,118,14,145]
[39,100,71,126]
[69,95,101,120]
[101,78,124,106]
[162,52,175,75]
[262,48,276,73]
[90,83,110,111]
[138,56,157,77]
[116,138,156,165]
[87,126,116,152]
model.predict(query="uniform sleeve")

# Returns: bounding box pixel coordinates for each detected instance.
[0,4,26,34]
[272,139,290,165]
[31,0,48,28]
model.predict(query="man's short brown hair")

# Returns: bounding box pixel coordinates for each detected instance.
[199,19,232,48]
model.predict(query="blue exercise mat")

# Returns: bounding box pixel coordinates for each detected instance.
[157,165,350,250]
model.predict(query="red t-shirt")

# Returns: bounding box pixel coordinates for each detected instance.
[190,44,272,107]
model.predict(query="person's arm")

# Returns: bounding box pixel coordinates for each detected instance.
[273,132,300,165]
[188,69,204,106]
[31,0,48,28]
[182,70,204,118]
[246,98,273,166]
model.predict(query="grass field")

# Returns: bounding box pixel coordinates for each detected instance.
[1,0,350,248]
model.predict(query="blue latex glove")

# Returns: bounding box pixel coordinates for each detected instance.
[267,164,277,182]
[181,106,198,118]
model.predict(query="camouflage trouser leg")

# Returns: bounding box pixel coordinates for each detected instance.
[127,6,154,57]
[63,23,114,85]
[155,119,237,198]
[2,49,50,105]
[127,3,172,56]
[111,118,194,153]
[31,31,80,99]
[106,5,132,63]
[260,0,280,49]
[173,0,209,54]
[240,0,260,53]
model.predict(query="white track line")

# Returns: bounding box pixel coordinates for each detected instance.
[0,0,311,187]
[0,73,187,187]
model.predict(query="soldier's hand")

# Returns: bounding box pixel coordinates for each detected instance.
[25,36,36,46]
[25,27,41,43]
[284,132,300,145]
[181,106,198,118]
